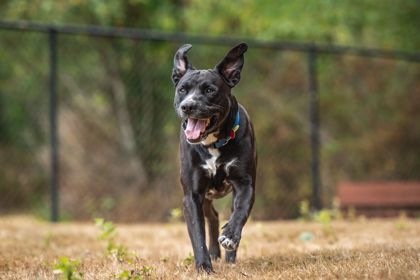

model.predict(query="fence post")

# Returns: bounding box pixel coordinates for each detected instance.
[49,28,59,222]
[308,47,322,211]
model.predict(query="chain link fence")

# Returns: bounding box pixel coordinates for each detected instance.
[0,22,419,222]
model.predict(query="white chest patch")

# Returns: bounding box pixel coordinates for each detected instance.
[202,148,220,177]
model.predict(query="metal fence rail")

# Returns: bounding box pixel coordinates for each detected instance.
[1,20,419,222]
[1,20,420,61]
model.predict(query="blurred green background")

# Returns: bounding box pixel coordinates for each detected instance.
[0,0,419,221]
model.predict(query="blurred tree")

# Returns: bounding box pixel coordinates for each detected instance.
[183,0,420,51]
[0,0,418,219]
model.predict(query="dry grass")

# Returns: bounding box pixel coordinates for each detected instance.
[0,215,419,279]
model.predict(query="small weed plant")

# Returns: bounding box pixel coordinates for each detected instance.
[94,218,154,278]
[298,200,341,240]
[116,266,153,280]
[169,207,183,223]
[395,211,408,231]
[181,253,195,267]
[299,200,311,222]
[53,257,82,280]
[94,218,116,240]
[94,218,129,261]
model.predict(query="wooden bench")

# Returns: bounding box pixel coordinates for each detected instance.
[337,181,420,217]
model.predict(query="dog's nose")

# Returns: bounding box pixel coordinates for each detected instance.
[181,102,196,114]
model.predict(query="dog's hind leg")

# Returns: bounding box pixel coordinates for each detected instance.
[203,198,221,260]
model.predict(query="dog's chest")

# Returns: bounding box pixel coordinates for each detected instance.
[201,148,237,178]
[202,148,220,177]
[201,147,237,200]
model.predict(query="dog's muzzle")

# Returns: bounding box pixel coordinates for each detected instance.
[182,115,218,143]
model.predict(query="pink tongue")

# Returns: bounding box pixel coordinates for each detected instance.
[185,118,207,140]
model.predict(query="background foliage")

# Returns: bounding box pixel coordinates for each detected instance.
[0,0,419,221]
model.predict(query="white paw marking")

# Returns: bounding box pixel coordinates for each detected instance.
[218,235,237,251]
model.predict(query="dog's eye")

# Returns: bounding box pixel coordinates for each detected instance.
[179,87,187,94]
[205,87,215,94]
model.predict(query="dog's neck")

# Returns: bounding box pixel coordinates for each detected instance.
[201,96,239,147]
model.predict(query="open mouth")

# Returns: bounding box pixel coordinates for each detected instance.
[183,116,216,142]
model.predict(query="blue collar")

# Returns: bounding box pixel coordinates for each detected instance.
[213,110,240,148]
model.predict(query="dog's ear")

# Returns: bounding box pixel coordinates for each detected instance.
[215,42,248,87]
[172,44,193,86]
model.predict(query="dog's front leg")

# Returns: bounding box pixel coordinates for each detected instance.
[183,190,213,273]
[218,175,255,262]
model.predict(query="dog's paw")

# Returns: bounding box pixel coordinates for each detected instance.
[218,235,238,251]
[209,246,221,260]
[196,261,214,274]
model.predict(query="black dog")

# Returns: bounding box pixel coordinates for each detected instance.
[171,43,256,273]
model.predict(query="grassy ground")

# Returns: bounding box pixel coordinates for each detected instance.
[0,215,419,279]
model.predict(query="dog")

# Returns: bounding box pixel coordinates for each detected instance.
[171,42,256,273]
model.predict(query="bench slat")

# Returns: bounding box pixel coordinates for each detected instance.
[338,182,420,207]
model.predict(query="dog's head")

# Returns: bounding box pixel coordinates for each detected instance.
[172,43,248,144]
